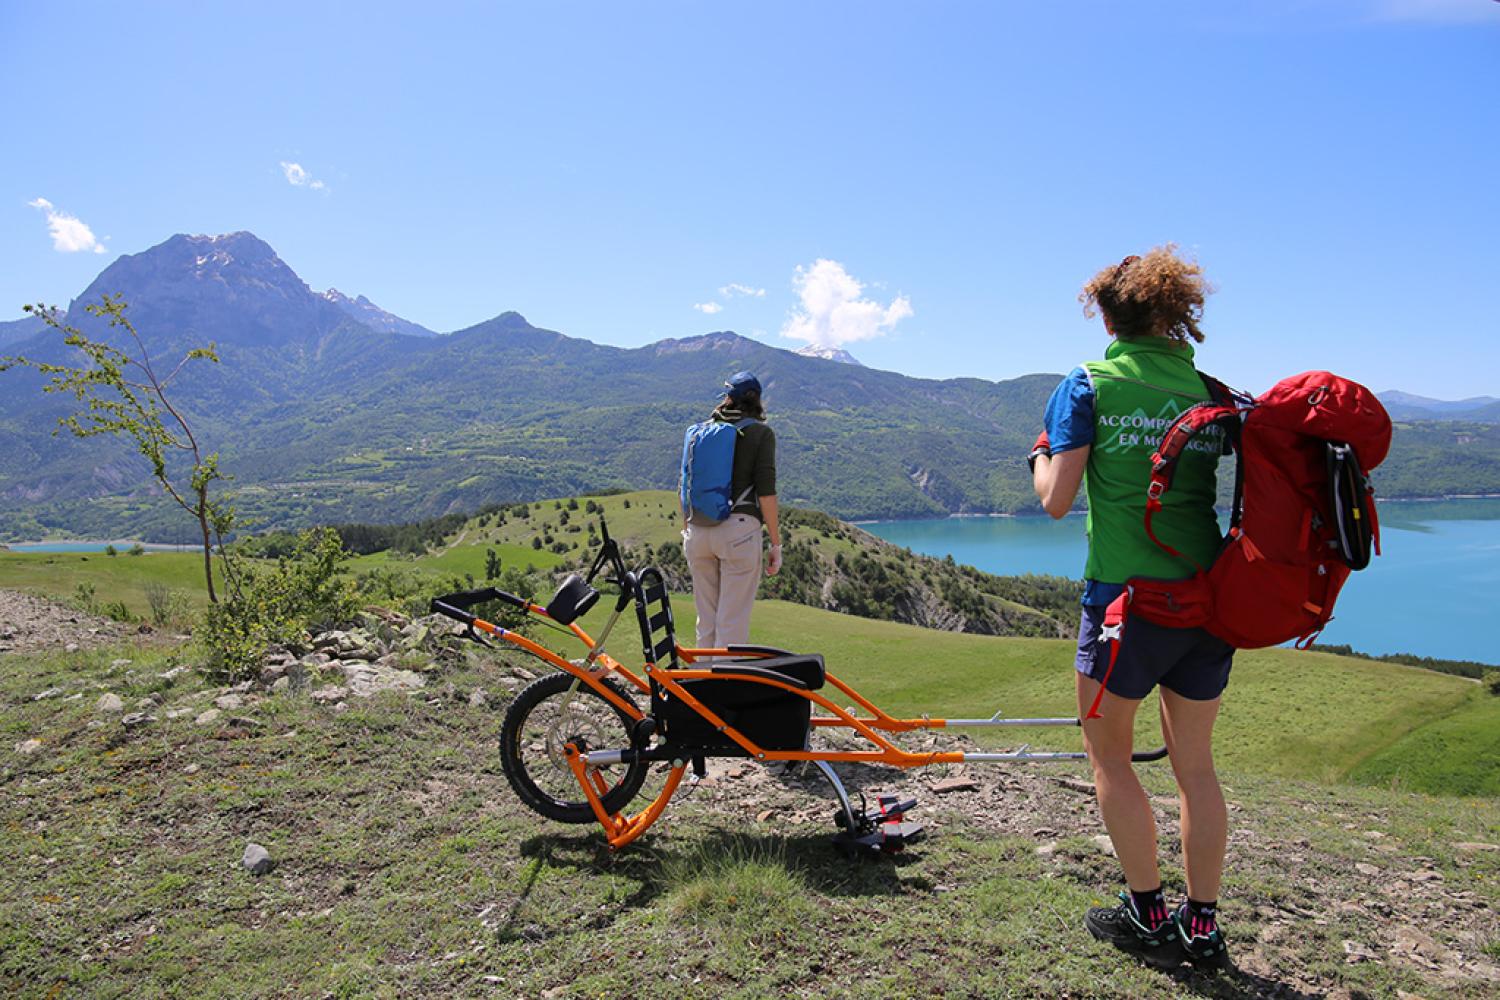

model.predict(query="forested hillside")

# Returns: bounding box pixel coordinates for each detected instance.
[3,232,1496,541]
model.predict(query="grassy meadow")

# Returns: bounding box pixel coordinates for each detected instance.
[3,487,1496,798]
[4,496,1499,997]
[4,639,1498,998]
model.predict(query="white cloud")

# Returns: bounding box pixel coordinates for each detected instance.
[693,301,724,314]
[280,161,328,191]
[779,259,912,348]
[27,197,108,254]
[719,283,766,299]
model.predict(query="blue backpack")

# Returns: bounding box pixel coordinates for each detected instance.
[680,417,757,523]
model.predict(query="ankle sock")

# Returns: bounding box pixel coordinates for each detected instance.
[1181,898,1219,938]
[1129,887,1169,930]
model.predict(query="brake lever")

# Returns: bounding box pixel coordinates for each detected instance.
[464,624,496,648]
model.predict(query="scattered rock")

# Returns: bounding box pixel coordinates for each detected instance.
[1050,777,1096,795]
[932,778,979,795]
[183,763,201,775]
[241,842,274,875]
[271,676,291,694]
[215,693,244,711]
[164,708,191,719]
[194,708,222,726]
[95,693,124,714]
[1036,841,1057,857]
[259,663,287,685]
[120,712,156,729]
[756,808,776,823]
[64,642,80,653]
[32,687,63,701]
[310,686,349,705]
[469,688,489,707]
[512,666,537,681]
[228,715,265,730]
[1454,842,1500,853]
[333,701,349,714]
[1343,940,1377,963]
[1389,925,1458,969]
[1355,862,1382,876]
[15,738,42,755]
[1091,834,1116,857]
[110,658,132,668]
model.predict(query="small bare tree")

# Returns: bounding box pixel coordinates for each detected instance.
[0,295,235,602]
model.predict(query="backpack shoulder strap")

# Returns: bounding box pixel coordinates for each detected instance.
[1144,396,1243,569]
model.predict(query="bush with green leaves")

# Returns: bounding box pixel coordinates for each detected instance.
[1486,670,1500,697]
[198,527,358,681]
[70,582,99,616]
[143,581,190,627]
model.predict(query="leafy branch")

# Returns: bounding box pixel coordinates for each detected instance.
[1,295,236,602]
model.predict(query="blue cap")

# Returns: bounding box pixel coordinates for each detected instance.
[723,371,761,401]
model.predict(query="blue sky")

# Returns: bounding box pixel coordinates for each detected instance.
[3,1,1497,397]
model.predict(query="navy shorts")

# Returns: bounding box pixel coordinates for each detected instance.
[1074,604,1234,701]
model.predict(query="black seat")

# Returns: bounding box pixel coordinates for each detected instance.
[711,654,826,691]
[631,565,822,754]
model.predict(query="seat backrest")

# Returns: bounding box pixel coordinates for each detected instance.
[632,566,679,670]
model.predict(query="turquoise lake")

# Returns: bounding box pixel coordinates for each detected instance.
[864,498,1500,667]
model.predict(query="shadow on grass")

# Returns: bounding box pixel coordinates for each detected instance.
[496,824,929,945]
[1166,965,1323,1000]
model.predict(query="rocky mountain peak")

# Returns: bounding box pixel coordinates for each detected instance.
[795,344,863,366]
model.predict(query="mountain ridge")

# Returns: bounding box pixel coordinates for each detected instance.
[3,231,1497,539]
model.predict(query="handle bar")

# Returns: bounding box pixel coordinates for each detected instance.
[430,587,528,626]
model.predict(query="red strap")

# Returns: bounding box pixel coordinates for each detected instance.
[1085,592,1130,720]
[1144,496,1204,573]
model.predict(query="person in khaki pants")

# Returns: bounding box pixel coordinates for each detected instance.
[682,371,782,649]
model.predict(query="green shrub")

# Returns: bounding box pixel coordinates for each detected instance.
[127,542,145,556]
[143,581,189,627]
[104,544,118,557]
[1485,670,1500,697]
[198,527,358,681]
[70,582,99,616]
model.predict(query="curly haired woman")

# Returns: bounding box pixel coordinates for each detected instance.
[1029,245,1233,972]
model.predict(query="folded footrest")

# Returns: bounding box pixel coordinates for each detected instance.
[832,794,925,856]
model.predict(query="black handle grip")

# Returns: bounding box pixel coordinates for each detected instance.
[429,587,527,625]
[1131,746,1169,762]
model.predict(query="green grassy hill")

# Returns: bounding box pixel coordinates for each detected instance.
[4,490,1496,796]
[3,633,1497,998]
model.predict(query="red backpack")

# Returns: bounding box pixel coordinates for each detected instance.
[1086,371,1392,717]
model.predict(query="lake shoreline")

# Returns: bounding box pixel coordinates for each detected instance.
[852,493,1500,525]
[2,540,191,553]
[863,497,1498,667]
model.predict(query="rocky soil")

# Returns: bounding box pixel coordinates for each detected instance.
[5,588,1497,997]
[679,739,1500,995]
[0,589,129,656]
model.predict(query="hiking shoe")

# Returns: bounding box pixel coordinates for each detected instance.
[1084,892,1183,970]
[1174,907,1232,972]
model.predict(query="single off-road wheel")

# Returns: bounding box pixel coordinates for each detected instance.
[499,671,649,823]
